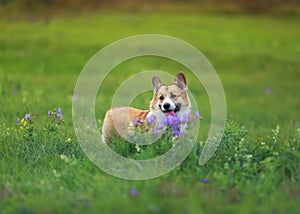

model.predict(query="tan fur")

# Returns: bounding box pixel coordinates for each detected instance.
[149,85,190,113]
[102,107,150,143]
[102,72,191,143]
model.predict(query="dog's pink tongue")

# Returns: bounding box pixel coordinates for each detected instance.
[166,111,175,116]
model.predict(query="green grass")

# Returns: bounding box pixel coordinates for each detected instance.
[1,12,300,213]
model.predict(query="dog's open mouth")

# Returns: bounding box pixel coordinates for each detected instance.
[159,103,181,116]
[165,111,175,116]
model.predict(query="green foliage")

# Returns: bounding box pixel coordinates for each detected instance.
[1,119,300,213]
[207,122,300,189]
[0,13,299,213]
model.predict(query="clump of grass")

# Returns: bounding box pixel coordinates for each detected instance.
[3,107,84,166]
[199,121,300,191]
[107,119,300,192]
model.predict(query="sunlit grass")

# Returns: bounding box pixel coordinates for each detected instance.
[0,12,299,213]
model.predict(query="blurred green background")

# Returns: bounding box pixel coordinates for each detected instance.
[1,0,299,133]
[1,1,299,213]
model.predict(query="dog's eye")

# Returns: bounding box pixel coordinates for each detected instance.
[170,94,177,99]
[159,95,164,100]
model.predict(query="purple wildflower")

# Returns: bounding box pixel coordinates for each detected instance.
[171,115,180,124]
[162,114,183,136]
[16,118,20,123]
[152,121,165,134]
[129,188,139,196]
[56,107,62,118]
[48,110,51,116]
[152,127,160,134]
[163,117,169,126]
[24,114,30,121]
[181,113,190,123]
[13,88,17,95]
[146,115,156,124]
[265,87,272,95]
[82,200,90,207]
[133,119,139,126]
[173,128,181,137]
[194,110,200,118]
[202,178,208,184]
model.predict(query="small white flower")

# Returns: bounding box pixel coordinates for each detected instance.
[53,169,61,178]
[199,141,204,147]
[60,154,70,163]
[65,138,72,143]
[244,154,253,160]
[135,144,141,153]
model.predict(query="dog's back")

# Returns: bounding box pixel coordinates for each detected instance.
[102,107,149,143]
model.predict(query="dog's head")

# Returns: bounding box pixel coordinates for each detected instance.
[149,72,191,119]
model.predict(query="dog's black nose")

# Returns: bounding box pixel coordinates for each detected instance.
[163,103,170,110]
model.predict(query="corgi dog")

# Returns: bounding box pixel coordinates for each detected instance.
[102,72,191,143]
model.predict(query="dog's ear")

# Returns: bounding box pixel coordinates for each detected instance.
[152,76,162,92]
[173,72,187,90]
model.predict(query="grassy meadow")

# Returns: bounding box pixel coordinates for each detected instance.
[1,12,300,213]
